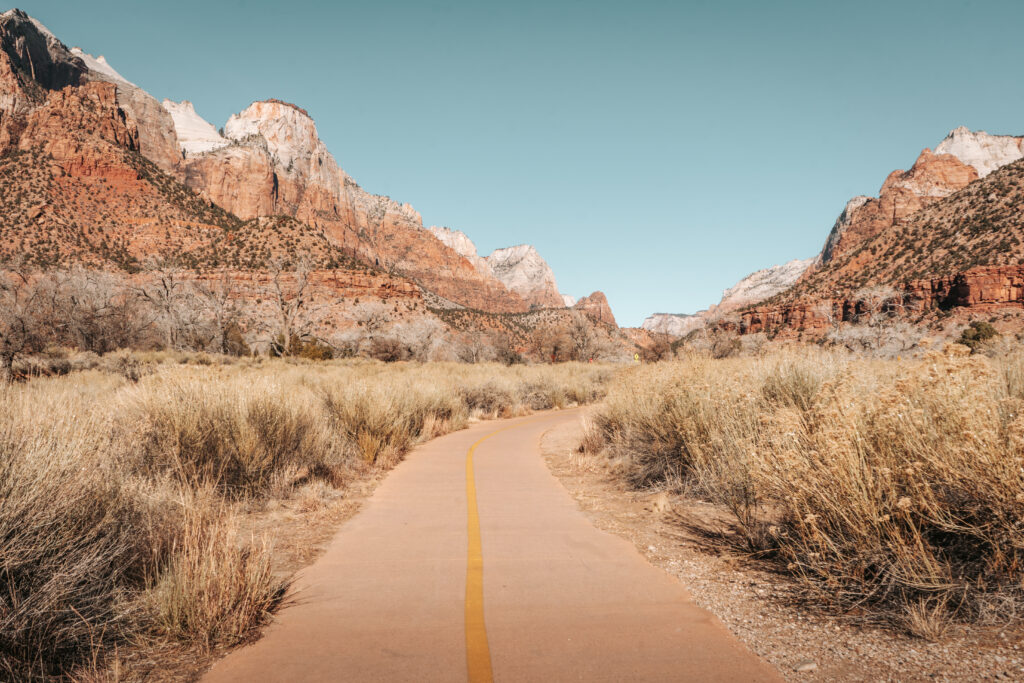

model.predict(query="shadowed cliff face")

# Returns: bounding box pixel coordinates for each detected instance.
[0,10,85,105]
[0,9,86,151]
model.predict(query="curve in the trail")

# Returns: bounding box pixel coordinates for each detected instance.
[203,410,781,682]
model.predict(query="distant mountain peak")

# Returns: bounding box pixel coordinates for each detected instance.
[934,126,1024,178]
[69,48,133,86]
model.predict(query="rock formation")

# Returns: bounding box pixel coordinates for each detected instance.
[428,226,494,278]
[641,312,706,337]
[486,244,565,309]
[0,9,639,364]
[175,98,531,312]
[811,148,979,272]
[738,153,1024,337]
[429,228,572,309]
[0,9,85,150]
[162,99,229,155]
[18,81,138,157]
[0,8,619,348]
[934,126,1024,178]
[640,258,812,337]
[643,126,1024,338]
[573,291,617,326]
[718,258,814,312]
[70,47,182,178]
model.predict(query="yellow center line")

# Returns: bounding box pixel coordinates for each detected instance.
[464,412,574,683]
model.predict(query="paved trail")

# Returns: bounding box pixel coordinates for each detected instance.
[204,410,780,682]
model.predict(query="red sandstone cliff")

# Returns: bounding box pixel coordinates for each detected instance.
[176,99,531,313]
[574,291,617,326]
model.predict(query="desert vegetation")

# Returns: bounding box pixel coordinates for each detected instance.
[584,344,1024,638]
[0,357,612,680]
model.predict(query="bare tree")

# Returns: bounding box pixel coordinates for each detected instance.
[262,258,330,356]
[194,273,243,354]
[458,330,492,364]
[53,268,153,354]
[853,285,904,348]
[0,264,46,380]
[135,261,192,349]
[814,300,843,337]
[567,312,596,361]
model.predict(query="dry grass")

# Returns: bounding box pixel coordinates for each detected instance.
[587,346,1024,633]
[0,357,614,680]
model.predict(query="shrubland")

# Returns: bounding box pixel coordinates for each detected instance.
[585,344,1024,636]
[0,357,613,680]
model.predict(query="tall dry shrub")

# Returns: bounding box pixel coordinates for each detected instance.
[590,348,1024,626]
[0,383,176,679]
[124,375,341,496]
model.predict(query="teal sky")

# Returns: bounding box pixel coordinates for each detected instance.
[14,0,1024,325]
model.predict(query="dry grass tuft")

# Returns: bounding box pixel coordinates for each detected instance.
[147,505,286,652]
[902,599,952,641]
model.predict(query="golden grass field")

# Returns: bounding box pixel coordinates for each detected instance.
[585,345,1024,639]
[0,357,614,680]
[6,343,1023,679]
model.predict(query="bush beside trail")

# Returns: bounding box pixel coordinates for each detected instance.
[586,346,1024,636]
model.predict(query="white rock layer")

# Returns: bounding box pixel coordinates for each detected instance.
[935,126,1024,178]
[162,100,229,155]
[69,48,134,86]
[428,226,493,277]
[718,258,814,311]
[641,313,706,337]
[485,244,561,306]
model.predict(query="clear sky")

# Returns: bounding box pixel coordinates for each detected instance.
[14,0,1024,325]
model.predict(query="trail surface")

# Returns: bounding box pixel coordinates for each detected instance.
[204,409,780,682]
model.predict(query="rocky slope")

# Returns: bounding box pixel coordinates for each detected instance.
[809,147,980,274]
[430,227,572,309]
[718,258,814,312]
[428,226,494,278]
[640,258,812,337]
